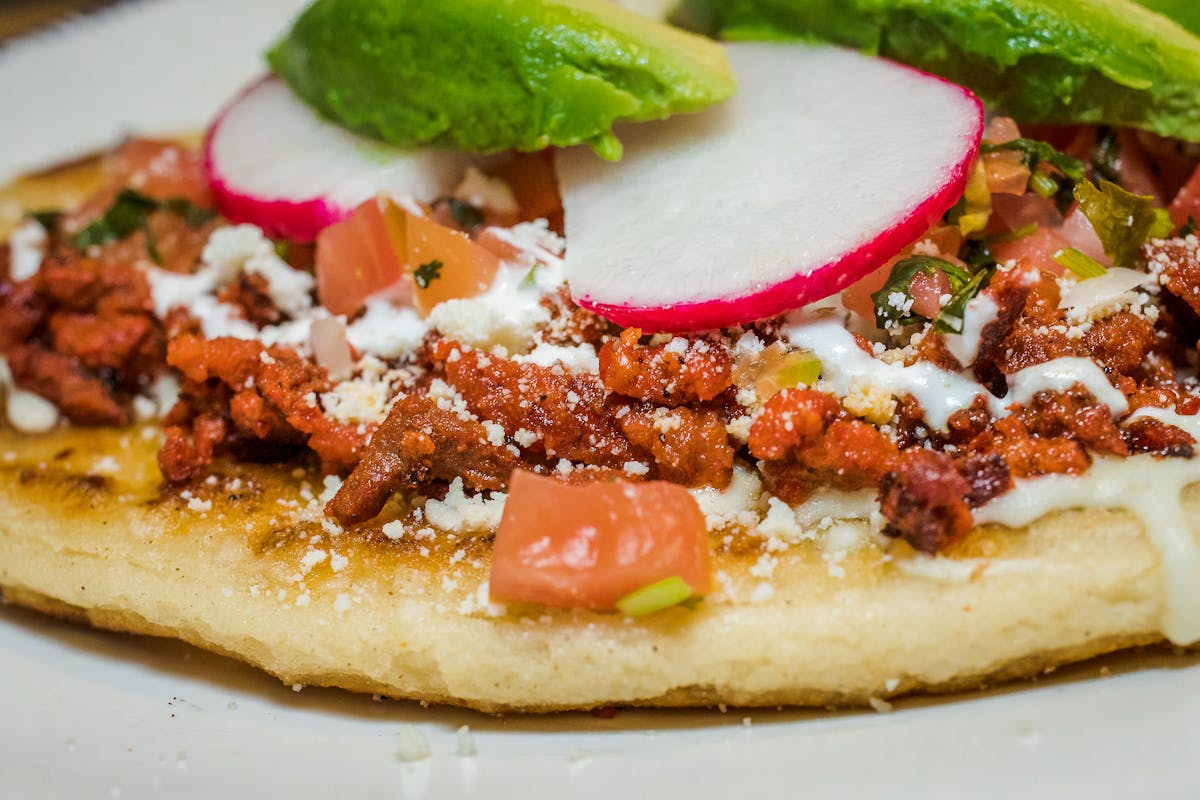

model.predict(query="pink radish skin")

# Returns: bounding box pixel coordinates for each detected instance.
[559,43,984,333]
[204,76,474,243]
[582,173,975,331]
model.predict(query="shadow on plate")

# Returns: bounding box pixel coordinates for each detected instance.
[2,600,1196,735]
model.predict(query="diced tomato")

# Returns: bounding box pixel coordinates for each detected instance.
[315,196,408,316]
[316,197,501,317]
[489,470,712,611]
[908,269,952,319]
[1057,208,1110,265]
[983,116,1021,144]
[1170,165,1200,229]
[841,225,962,320]
[989,192,1061,234]
[407,214,500,314]
[1112,130,1163,203]
[475,227,522,262]
[489,150,563,233]
[990,225,1070,275]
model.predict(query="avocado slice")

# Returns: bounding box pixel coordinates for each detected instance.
[671,0,1200,142]
[1133,0,1200,37]
[267,0,735,160]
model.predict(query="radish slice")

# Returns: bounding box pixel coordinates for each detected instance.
[559,42,984,332]
[204,77,475,242]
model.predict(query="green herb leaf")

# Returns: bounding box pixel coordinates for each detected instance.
[1073,179,1175,266]
[414,259,444,289]
[1054,247,1108,279]
[936,266,994,334]
[615,576,696,616]
[72,189,159,250]
[30,210,62,232]
[1180,215,1198,238]
[71,189,216,257]
[447,198,484,231]
[870,256,971,330]
[164,197,218,229]
[980,138,1086,184]
[981,137,1086,214]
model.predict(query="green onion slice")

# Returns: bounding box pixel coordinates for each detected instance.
[615,576,696,616]
[1054,248,1108,279]
[777,350,821,388]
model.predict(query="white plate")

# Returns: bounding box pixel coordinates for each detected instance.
[2,2,1200,797]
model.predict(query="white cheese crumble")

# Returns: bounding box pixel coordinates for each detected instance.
[203,224,314,317]
[690,464,762,532]
[396,726,431,762]
[513,342,600,374]
[0,357,59,434]
[423,478,507,532]
[8,218,47,282]
[456,725,478,757]
[345,299,427,360]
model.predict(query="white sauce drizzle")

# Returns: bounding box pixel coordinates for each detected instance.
[783,314,1006,429]
[942,293,998,366]
[1126,406,1200,440]
[975,456,1200,645]
[1006,357,1129,416]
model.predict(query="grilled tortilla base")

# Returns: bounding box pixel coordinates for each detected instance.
[0,424,1187,713]
[0,154,1191,712]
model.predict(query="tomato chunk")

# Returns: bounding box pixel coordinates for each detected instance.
[315,196,408,316]
[407,214,499,314]
[990,225,1070,275]
[489,470,712,610]
[1170,164,1200,230]
[316,197,501,317]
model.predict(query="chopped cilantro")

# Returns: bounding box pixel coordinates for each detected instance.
[71,189,217,264]
[447,197,485,231]
[414,259,444,289]
[1073,180,1174,266]
[164,197,217,229]
[870,255,992,334]
[72,189,159,250]
[1180,215,1198,238]
[980,137,1085,214]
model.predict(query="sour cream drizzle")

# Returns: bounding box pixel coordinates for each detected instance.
[784,314,1129,429]
[975,456,1200,645]
[783,314,1006,429]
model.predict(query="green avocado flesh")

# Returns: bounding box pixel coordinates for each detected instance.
[267,0,736,159]
[671,0,1200,142]
[1133,0,1200,37]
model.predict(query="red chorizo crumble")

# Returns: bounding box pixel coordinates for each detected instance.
[6,134,1200,556]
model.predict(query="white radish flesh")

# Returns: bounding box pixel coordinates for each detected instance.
[559,42,984,332]
[204,77,475,242]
